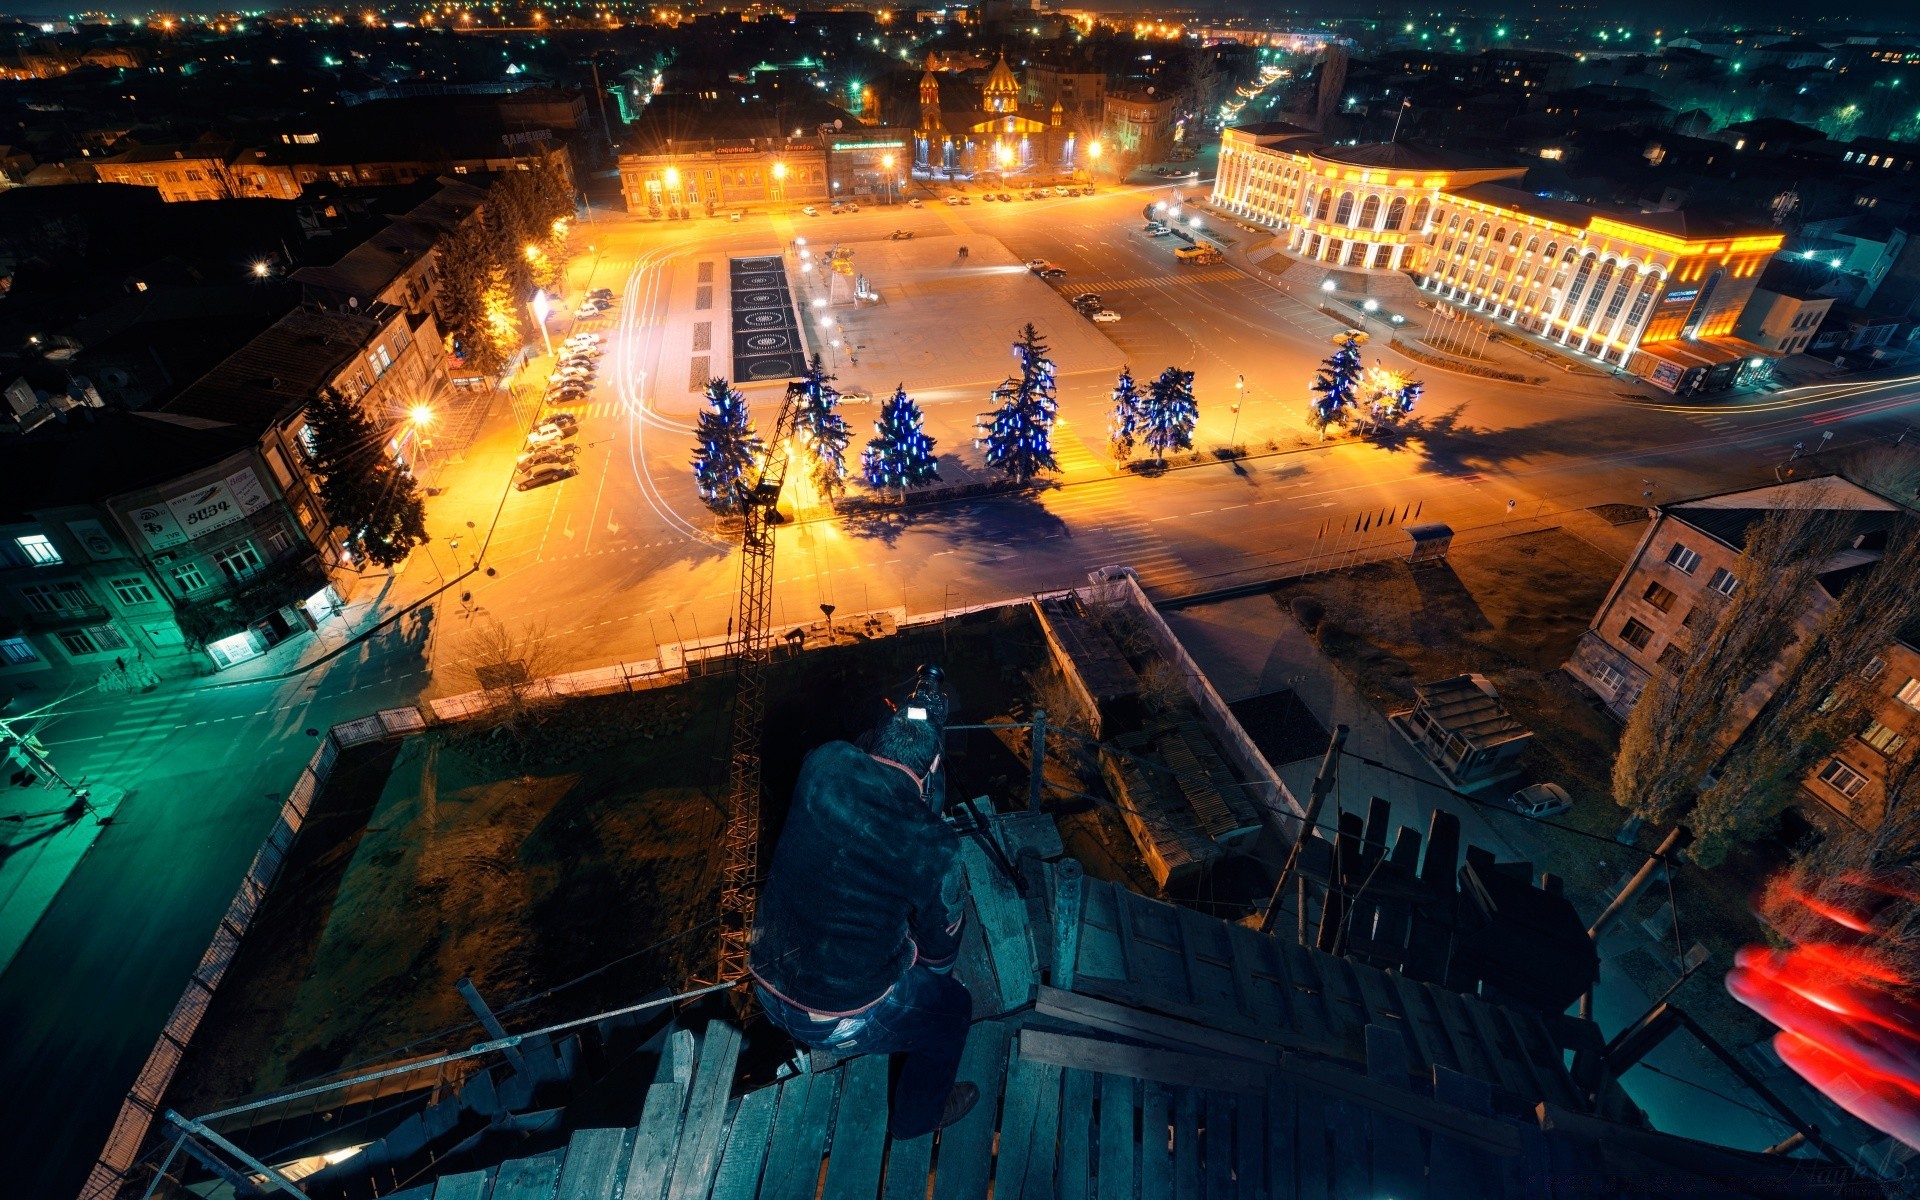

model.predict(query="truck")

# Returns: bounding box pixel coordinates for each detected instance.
[1174,244,1223,265]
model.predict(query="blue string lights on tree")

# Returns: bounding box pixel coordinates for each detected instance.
[1108,366,1144,463]
[794,353,851,503]
[690,377,764,512]
[983,323,1061,483]
[1308,329,1368,435]
[1142,366,1199,464]
[862,384,941,493]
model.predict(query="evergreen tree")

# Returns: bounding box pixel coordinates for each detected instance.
[862,385,941,492]
[478,263,525,375]
[303,389,428,569]
[690,378,764,512]
[1365,365,1424,426]
[1108,367,1144,462]
[794,354,851,503]
[984,323,1060,482]
[1142,366,1199,464]
[1308,330,1367,434]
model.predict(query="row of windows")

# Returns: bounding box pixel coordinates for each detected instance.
[1301,188,1430,234]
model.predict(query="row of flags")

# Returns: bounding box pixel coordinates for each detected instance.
[1317,499,1424,539]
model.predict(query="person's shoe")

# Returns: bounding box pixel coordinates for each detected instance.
[935,1082,979,1130]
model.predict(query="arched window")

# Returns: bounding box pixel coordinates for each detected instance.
[1359,195,1382,228]
[1510,230,1524,250]
[1385,197,1407,230]
[1477,221,1493,241]
[1526,237,1540,255]
[1578,261,1616,328]
[1334,192,1356,224]
[1413,198,1432,230]
[1543,241,1558,260]
[1446,211,1460,232]
[1317,187,1333,219]
[1493,227,1508,245]
[1562,246,1578,265]
[1565,253,1598,310]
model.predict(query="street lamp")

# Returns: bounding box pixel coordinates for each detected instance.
[881,152,895,204]
[1230,374,1244,458]
[1087,138,1102,184]
[772,159,788,211]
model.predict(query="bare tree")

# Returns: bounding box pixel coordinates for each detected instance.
[1764,744,1920,984]
[459,617,561,737]
[1691,520,1920,864]
[1846,444,1920,512]
[1613,498,1850,828]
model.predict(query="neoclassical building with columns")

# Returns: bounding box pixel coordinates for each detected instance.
[1211,122,1784,390]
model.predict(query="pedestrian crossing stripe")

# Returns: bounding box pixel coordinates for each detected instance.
[1075,268,1240,292]
[1048,419,1109,473]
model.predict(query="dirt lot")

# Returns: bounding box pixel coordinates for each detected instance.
[167,607,1058,1113]
[1267,526,1777,1043]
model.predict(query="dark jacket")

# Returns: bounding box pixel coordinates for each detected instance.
[749,740,965,1014]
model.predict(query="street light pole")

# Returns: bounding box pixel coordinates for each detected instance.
[1229,374,1245,458]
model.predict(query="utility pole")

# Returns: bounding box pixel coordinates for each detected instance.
[1028,709,1048,812]
[0,711,102,821]
[1260,724,1348,935]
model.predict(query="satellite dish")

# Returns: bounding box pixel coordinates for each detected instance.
[834,118,843,129]
[348,297,360,308]
[1147,86,1156,95]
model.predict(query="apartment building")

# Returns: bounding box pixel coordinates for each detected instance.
[1565,477,1916,829]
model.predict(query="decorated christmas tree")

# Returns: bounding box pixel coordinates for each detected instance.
[794,354,852,502]
[863,385,941,492]
[1108,366,1144,462]
[1142,366,1199,464]
[983,324,1061,483]
[1308,330,1367,434]
[690,378,763,512]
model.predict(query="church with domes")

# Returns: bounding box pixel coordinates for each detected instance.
[912,52,1086,180]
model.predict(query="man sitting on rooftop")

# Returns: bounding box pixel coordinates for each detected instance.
[748,665,979,1138]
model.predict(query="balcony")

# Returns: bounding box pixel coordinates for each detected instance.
[22,603,112,628]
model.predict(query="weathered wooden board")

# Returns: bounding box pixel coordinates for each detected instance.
[932,1023,1014,1200]
[665,1020,742,1200]
[1098,1072,1139,1200]
[820,1054,891,1200]
[492,1149,564,1200]
[707,1087,776,1200]
[556,1128,627,1200]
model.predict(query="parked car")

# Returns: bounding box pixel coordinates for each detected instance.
[1053,185,1071,195]
[524,424,573,447]
[846,202,860,212]
[537,412,580,435]
[729,211,744,222]
[945,195,964,206]
[997,192,1013,202]
[588,288,614,301]
[888,230,915,240]
[517,463,578,490]
[955,196,971,205]
[517,444,578,470]
[1506,782,1574,819]
[907,198,923,208]
[565,333,601,347]
[1089,309,1121,323]
[801,205,819,216]
[982,193,997,202]
[840,388,874,404]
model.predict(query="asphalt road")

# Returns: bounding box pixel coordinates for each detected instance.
[5,180,1918,1200]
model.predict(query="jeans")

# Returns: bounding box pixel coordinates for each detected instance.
[756,966,973,1139]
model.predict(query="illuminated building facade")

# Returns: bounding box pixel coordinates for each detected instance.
[1212,125,1785,390]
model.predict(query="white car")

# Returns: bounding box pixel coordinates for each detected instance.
[565,333,601,347]
[1090,309,1121,323]
[944,195,963,206]
[840,389,874,404]
[524,425,574,447]
[1507,782,1574,819]
[801,205,819,216]
[846,202,861,212]
[907,198,923,208]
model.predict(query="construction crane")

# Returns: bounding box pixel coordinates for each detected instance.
[715,381,803,986]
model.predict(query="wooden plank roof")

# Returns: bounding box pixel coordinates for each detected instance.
[391,816,1852,1200]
